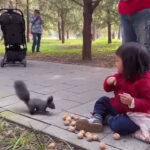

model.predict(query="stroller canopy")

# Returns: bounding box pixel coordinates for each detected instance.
[0,9,26,45]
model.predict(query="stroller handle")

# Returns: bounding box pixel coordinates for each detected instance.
[0,8,24,17]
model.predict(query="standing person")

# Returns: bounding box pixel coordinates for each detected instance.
[76,42,150,135]
[30,9,43,53]
[119,0,150,52]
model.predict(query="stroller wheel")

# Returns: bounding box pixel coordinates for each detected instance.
[1,59,5,67]
[22,59,27,67]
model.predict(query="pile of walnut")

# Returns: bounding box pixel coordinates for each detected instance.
[62,113,121,150]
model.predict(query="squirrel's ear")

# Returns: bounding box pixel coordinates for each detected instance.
[47,96,53,104]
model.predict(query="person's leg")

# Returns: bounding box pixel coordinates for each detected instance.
[36,33,42,52]
[93,96,118,119]
[108,114,140,135]
[76,96,118,132]
[132,9,150,52]
[32,33,37,53]
[120,14,137,43]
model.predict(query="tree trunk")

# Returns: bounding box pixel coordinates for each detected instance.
[96,28,100,39]
[107,21,112,43]
[112,32,115,39]
[1,34,4,41]
[58,21,61,40]
[66,30,69,39]
[92,21,96,41]
[70,0,100,60]
[60,10,65,44]
[58,12,61,40]
[16,0,18,9]
[9,0,13,8]
[82,0,93,60]
[26,0,30,42]
[118,25,121,39]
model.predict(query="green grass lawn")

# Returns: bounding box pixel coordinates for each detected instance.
[0,38,121,55]
[0,38,121,67]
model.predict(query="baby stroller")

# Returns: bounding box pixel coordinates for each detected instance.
[0,8,27,67]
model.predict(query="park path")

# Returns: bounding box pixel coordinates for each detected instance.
[0,59,149,150]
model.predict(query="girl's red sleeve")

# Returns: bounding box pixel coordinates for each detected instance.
[103,73,120,92]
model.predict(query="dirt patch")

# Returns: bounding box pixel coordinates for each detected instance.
[27,52,115,68]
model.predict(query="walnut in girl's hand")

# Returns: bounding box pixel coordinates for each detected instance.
[106,76,117,86]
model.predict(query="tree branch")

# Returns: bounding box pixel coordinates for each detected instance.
[69,0,84,7]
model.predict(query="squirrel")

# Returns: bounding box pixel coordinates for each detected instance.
[14,80,55,115]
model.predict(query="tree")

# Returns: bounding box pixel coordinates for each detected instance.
[70,0,101,60]
[58,13,61,40]
[16,0,82,43]
[64,4,82,40]
[0,0,9,8]
[94,0,119,43]
[16,0,18,8]
[42,0,82,43]
[45,0,71,43]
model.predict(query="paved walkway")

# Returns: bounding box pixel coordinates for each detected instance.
[0,60,149,150]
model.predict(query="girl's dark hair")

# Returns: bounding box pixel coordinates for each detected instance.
[116,42,150,80]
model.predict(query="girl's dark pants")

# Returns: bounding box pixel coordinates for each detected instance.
[93,96,139,135]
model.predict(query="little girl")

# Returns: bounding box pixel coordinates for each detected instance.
[76,42,150,135]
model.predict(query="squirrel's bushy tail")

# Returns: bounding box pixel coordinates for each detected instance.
[14,80,30,104]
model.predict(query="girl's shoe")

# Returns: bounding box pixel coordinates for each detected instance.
[76,118,103,132]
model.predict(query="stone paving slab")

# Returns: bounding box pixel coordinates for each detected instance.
[0,60,149,150]
[0,107,5,112]
[67,92,112,118]
[0,92,52,108]
[3,99,80,121]
[42,112,113,135]
[0,87,15,98]
[0,95,19,107]
[32,83,75,94]
[102,134,150,150]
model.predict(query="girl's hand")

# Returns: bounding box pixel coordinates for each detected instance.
[107,77,117,86]
[119,93,133,106]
